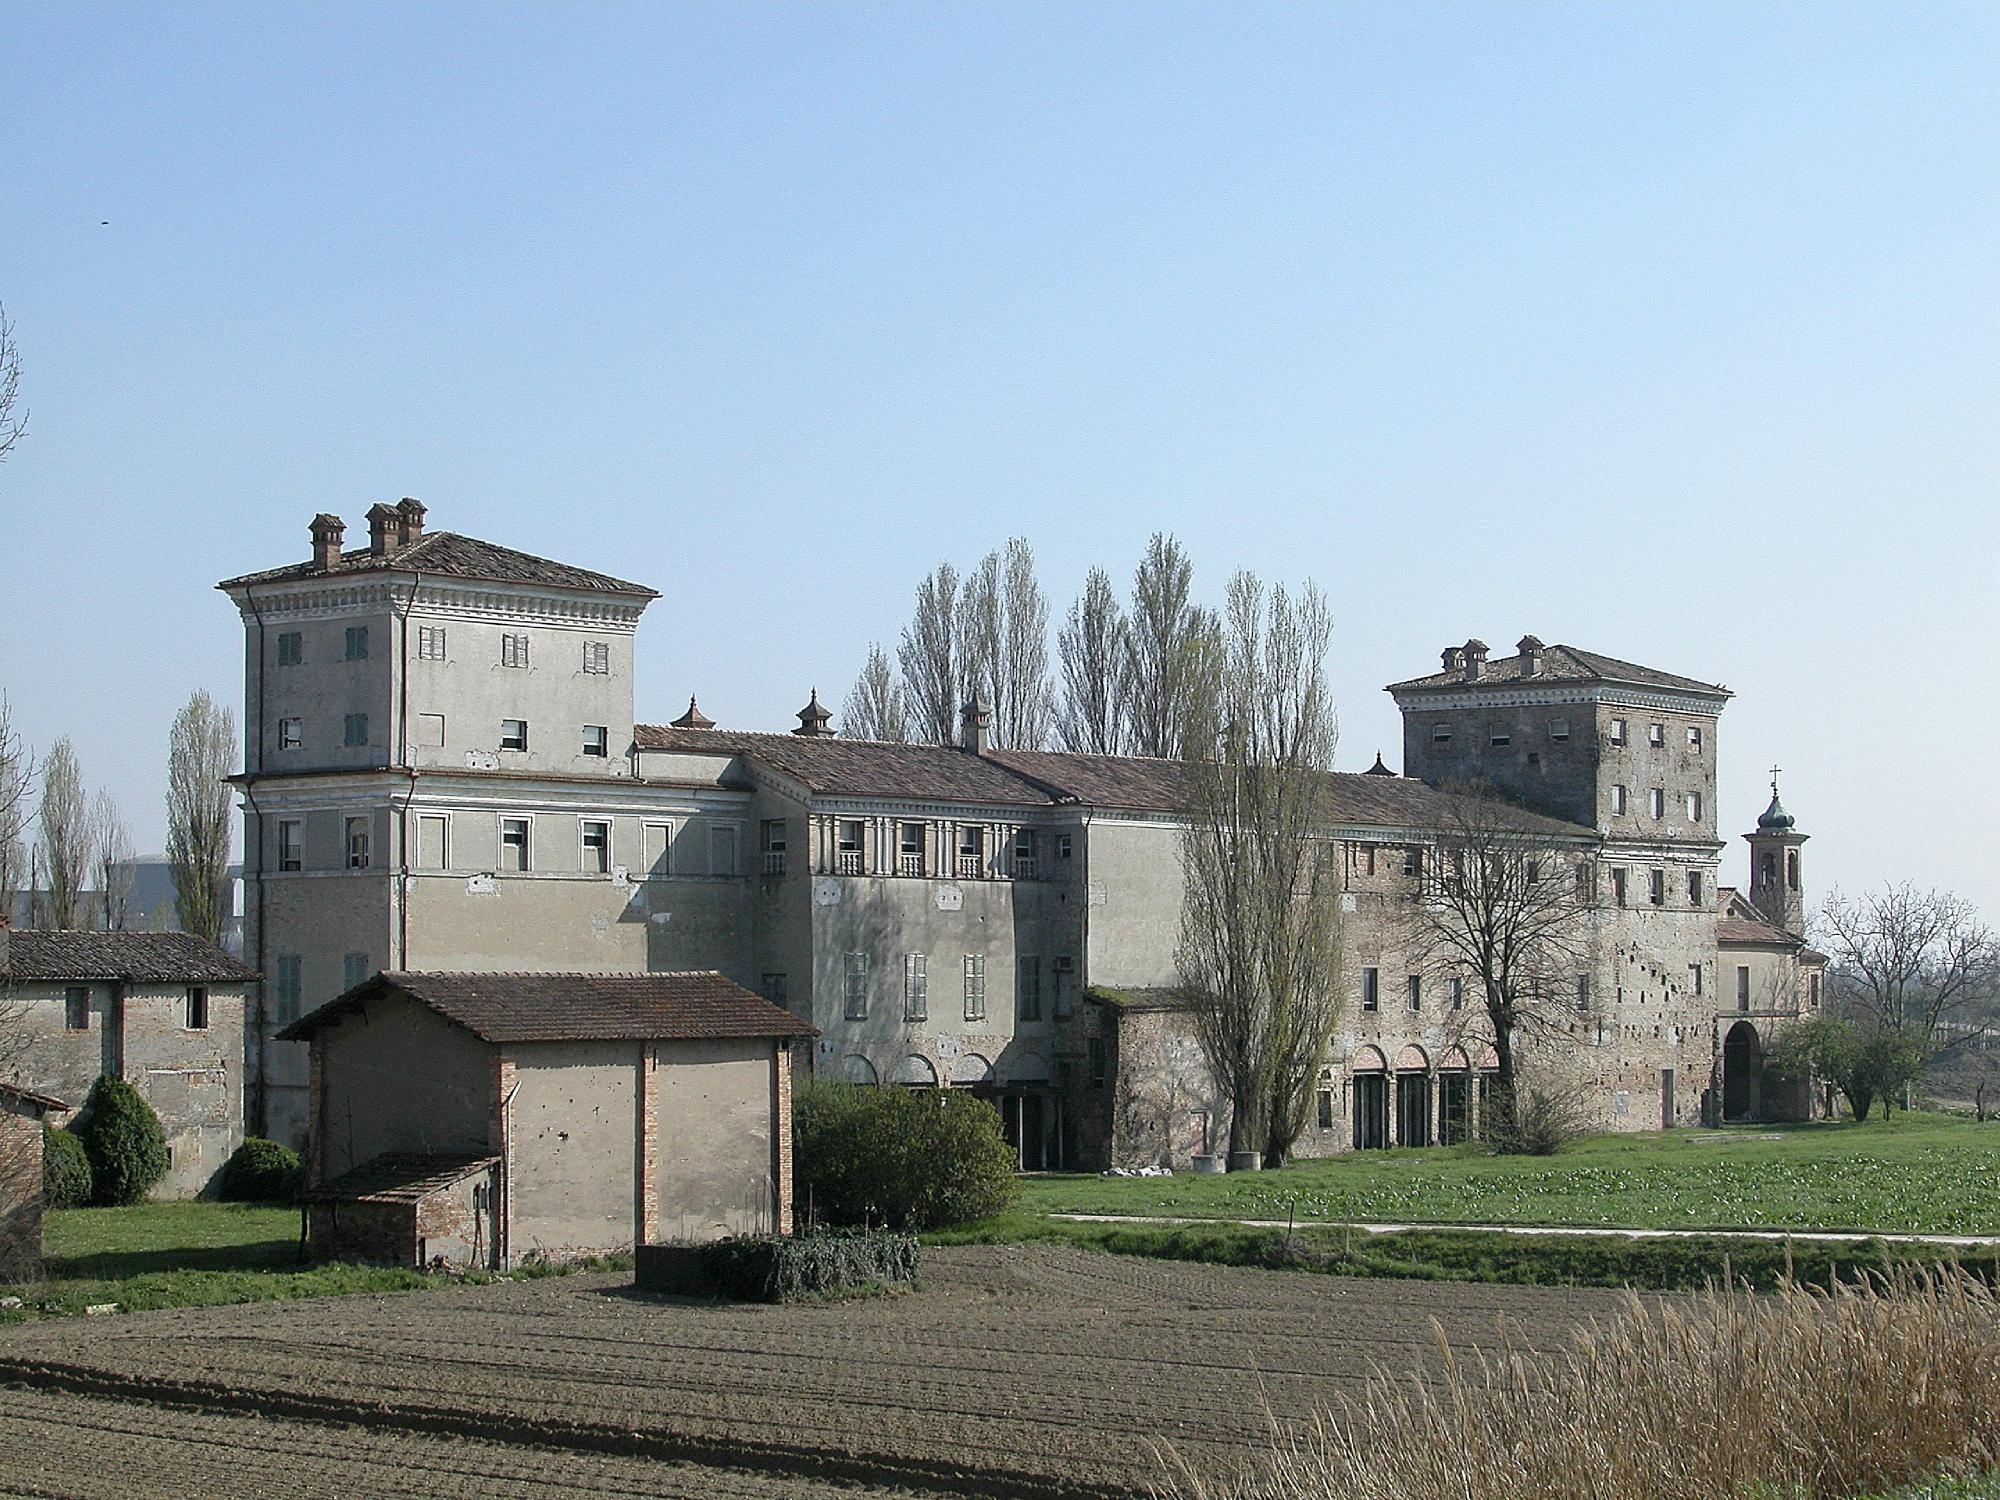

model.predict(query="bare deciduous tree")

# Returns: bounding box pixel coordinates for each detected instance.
[897,563,959,745]
[1818,884,1999,1062]
[0,304,26,467]
[1401,783,1598,1099]
[997,538,1052,749]
[1125,533,1205,759]
[89,791,135,931]
[168,690,237,944]
[0,695,34,922]
[1176,573,1344,1166]
[35,738,88,929]
[840,642,909,743]
[1057,567,1128,755]
[956,550,1004,728]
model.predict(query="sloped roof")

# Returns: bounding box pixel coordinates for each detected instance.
[1388,644,1728,697]
[1716,887,1799,947]
[279,969,818,1044]
[1,931,257,985]
[0,1082,71,1116]
[301,1152,499,1205]
[217,530,656,598]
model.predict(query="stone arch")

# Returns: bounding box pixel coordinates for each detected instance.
[1723,1020,1762,1121]
[1395,1043,1430,1072]
[949,1052,994,1086]
[1352,1044,1388,1073]
[890,1054,938,1088]
[841,1054,878,1086]
[1439,1045,1472,1073]
[1473,1042,1499,1071]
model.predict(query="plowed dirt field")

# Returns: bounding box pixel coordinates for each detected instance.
[0,1245,1634,1497]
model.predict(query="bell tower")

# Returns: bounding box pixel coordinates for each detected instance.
[1745,768,1808,937]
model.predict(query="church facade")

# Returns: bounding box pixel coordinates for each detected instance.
[221,505,1825,1163]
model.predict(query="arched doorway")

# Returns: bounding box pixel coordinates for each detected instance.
[1438,1046,1473,1145]
[1723,1020,1762,1121]
[1395,1044,1431,1148]
[1352,1046,1389,1150]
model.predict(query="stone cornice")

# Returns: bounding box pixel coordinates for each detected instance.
[1390,682,1728,717]
[227,575,647,630]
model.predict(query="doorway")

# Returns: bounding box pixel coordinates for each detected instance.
[1352,1073,1388,1149]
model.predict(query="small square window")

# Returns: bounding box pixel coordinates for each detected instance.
[345,625,369,661]
[1489,728,1511,747]
[1431,723,1453,743]
[279,716,302,751]
[582,819,610,873]
[1609,717,1627,745]
[1648,723,1665,747]
[343,713,369,748]
[582,725,608,757]
[582,641,610,675]
[185,987,210,1030]
[65,987,90,1032]
[276,631,303,666]
[1549,719,1570,741]
[500,719,528,752]
[1687,726,1703,749]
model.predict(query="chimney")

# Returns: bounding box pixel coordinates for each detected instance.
[309,513,346,572]
[1517,634,1544,676]
[1441,645,1465,675]
[397,497,427,543]
[1462,639,1489,683]
[366,502,402,557]
[960,696,992,755]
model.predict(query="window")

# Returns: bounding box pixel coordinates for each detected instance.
[1787,851,1800,891]
[1017,957,1042,1022]
[1087,1036,1107,1089]
[276,630,303,666]
[343,713,368,747]
[1810,972,1821,1009]
[1055,832,1073,861]
[761,820,787,876]
[898,821,925,877]
[582,819,610,873]
[1431,723,1453,743]
[1761,851,1778,887]
[1014,830,1038,880]
[1575,975,1590,1013]
[500,817,530,871]
[1689,963,1703,998]
[1549,718,1570,741]
[1448,977,1464,1012]
[1403,847,1422,879]
[1053,956,1075,1018]
[709,823,737,877]
[958,825,985,879]
[1609,717,1627,746]
[1687,726,1703,749]
[1406,974,1422,1012]
[417,713,445,748]
[1688,871,1704,905]
[844,952,869,1020]
[1361,967,1379,1012]
[644,821,672,877]
[837,820,864,874]
[185,987,209,1030]
[1489,728,1511,747]
[274,955,302,1025]
[1649,869,1665,906]
[64,987,89,1032]
[1687,791,1702,822]
[279,716,302,750]
[903,953,928,1021]
[278,819,303,872]
[963,954,986,1021]
[416,814,448,870]
[1648,722,1665,747]
[500,719,528,752]
[761,973,788,1006]
[344,952,370,991]
[1361,845,1376,877]
[1575,862,1594,901]
[1317,1080,1336,1129]
[417,625,447,660]
[582,641,610,675]
[1611,867,1629,906]
[345,625,369,661]
[1737,966,1751,1011]
[345,816,371,869]
[501,633,529,668]
[1611,784,1627,814]
[582,725,608,758]
[1649,788,1665,819]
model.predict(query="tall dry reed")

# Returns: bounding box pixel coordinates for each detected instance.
[1163,1266,2000,1500]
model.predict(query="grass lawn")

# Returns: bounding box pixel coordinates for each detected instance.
[1023,1113,2000,1236]
[3,1202,625,1321]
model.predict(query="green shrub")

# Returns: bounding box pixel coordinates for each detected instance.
[216,1138,302,1203]
[794,1080,1019,1231]
[40,1124,92,1209]
[636,1229,919,1302]
[75,1076,169,1206]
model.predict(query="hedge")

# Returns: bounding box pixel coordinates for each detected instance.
[635,1229,919,1302]
[40,1124,92,1209]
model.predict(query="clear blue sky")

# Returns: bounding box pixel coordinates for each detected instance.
[3,3,1995,916]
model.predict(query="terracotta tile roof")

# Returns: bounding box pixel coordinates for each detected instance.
[1716,888,1800,946]
[278,969,818,1044]
[1,931,257,984]
[0,1082,72,1116]
[1388,644,1728,697]
[301,1152,499,1205]
[217,530,656,598]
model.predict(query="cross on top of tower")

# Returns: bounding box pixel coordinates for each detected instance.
[1769,764,1782,797]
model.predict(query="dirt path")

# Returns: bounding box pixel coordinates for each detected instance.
[0,1244,1636,1497]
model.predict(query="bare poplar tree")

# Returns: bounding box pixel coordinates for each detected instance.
[89,791,135,931]
[840,643,909,743]
[1818,885,1999,1060]
[1176,573,1345,1166]
[1057,567,1129,755]
[167,690,237,943]
[0,304,26,467]
[1125,533,1204,759]
[997,538,1053,749]
[35,738,88,928]
[897,563,959,745]
[956,550,1003,727]
[0,695,34,922]
[1401,783,1598,1099]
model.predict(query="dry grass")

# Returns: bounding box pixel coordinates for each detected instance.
[1163,1266,2000,1500]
